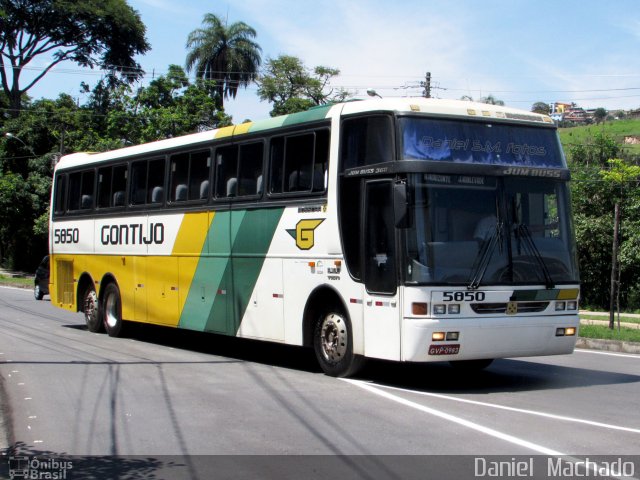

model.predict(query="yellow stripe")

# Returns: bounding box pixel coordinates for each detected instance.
[172,212,215,325]
[232,122,253,135]
[557,288,580,300]
[214,125,235,139]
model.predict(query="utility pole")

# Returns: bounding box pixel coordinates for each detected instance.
[609,202,620,329]
[422,72,432,98]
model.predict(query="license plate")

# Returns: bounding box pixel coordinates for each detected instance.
[428,344,460,355]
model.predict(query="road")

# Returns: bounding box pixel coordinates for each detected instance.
[0,286,639,479]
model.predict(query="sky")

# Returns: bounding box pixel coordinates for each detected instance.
[27,0,640,123]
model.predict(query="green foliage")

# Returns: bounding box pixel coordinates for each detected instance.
[531,102,550,115]
[593,108,608,124]
[257,55,351,116]
[568,133,640,310]
[185,13,262,108]
[579,324,640,343]
[0,0,149,115]
[559,119,640,158]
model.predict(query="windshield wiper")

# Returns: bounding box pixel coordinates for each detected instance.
[514,224,555,289]
[468,221,503,290]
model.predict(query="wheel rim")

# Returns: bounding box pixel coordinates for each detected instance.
[34,285,40,298]
[84,290,98,322]
[319,313,348,364]
[104,291,119,328]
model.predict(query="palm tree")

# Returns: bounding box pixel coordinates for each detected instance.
[479,94,505,106]
[185,14,262,109]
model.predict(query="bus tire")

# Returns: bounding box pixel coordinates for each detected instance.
[313,309,364,377]
[83,285,103,333]
[449,359,493,371]
[34,283,44,301]
[102,282,124,337]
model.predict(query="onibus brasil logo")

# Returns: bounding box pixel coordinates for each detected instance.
[287,219,324,250]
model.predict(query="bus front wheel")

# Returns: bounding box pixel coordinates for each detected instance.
[102,283,124,337]
[313,310,363,377]
[83,285,103,333]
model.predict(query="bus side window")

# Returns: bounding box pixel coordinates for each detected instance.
[130,160,147,205]
[130,158,165,206]
[170,150,210,203]
[68,170,95,211]
[285,133,314,192]
[97,164,127,209]
[97,166,113,208]
[215,145,238,198]
[147,158,165,204]
[237,142,263,196]
[269,128,328,195]
[53,174,67,216]
[269,137,285,193]
[189,151,210,200]
[170,153,189,202]
[112,165,127,207]
[340,115,394,171]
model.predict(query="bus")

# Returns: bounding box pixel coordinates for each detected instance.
[49,98,580,377]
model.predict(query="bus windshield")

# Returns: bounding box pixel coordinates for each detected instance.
[400,117,566,168]
[404,174,579,286]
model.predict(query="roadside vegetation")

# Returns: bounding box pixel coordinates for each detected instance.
[578,324,640,343]
[559,119,640,157]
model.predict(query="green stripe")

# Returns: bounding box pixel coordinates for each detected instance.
[247,104,333,134]
[178,208,284,335]
[510,289,560,301]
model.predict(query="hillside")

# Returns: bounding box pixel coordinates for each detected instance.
[559,118,640,157]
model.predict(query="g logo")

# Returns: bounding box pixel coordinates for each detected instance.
[287,219,324,250]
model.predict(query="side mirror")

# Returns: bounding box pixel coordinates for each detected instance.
[394,182,409,228]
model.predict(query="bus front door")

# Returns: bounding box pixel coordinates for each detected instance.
[362,180,401,361]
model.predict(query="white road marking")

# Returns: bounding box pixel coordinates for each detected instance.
[369,383,640,434]
[576,349,640,359]
[343,379,639,480]
[343,378,565,455]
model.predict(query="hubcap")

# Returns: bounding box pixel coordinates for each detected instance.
[104,292,119,328]
[319,313,348,364]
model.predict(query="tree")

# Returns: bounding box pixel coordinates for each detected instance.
[568,132,640,312]
[531,102,550,115]
[479,94,505,106]
[0,0,150,117]
[257,55,350,116]
[599,159,640,326]
[593,107,608,124]
[85,65,231,147]
[185,13,262,109]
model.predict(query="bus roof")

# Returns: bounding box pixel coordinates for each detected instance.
[55,97,554,171]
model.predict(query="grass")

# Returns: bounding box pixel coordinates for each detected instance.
[558,118,640,157]
[579,324,640,343]
[580,313,640,325]
[0,273,33,288]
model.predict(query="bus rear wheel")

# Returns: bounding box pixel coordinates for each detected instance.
[83,285,103,333]
[313,310,363,377]
[102,283,124,337]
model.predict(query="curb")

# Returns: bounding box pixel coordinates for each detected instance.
[575,337,640,354]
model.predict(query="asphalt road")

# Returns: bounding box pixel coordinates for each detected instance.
[0,286,639,479]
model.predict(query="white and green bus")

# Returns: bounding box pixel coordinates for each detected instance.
[49,98,580,376]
